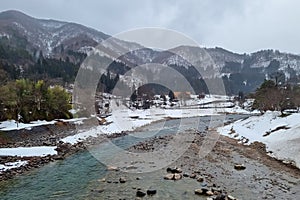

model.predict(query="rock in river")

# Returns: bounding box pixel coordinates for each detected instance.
[197,176,204,182]
[234,164,246,170]
[119,177,126,183]
[195,189,204,195]
[227,195,237,200]
[164,174,174,180]
[164,173,182,180]
[146,188,157,195]
[107,166,119,171]
[189,173,197,179]
[174,173,182,180]
[136,190,146,197]
[166,167,182,173]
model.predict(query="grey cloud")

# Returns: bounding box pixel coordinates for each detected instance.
[1,0,300,54]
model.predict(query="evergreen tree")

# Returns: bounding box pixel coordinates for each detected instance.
[252,80,297,113]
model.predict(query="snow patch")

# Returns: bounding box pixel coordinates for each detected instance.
[0,118,86,131]
[0,160,28,172]
[0,146,57,157]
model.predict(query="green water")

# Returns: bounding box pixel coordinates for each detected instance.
[0,115,247,200]
[0,151,105,200]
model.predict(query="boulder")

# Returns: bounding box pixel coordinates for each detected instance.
[146,188,157,195]
[107,166,119,171]
[136,190,146,197]
[195,187,213,196]
[189,173,197,179]
[201,182,208,187]
[173,173,182,180]
[164,174,174,180]
[183,173,189,177]
[215,194,226,200]
[197,176,204,182]
[227,195,237,200]
[195,189,204,195]
[119,177,126,183]
[166,167,182,173]
[201,187,209,194]
[206,190,214,196]
[234,164,246,170]
[164,173,182,180]
[99,178,106,182]
[211,187,222,194]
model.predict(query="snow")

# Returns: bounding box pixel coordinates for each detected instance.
[218,111,300,168]
[0,160,28,172]
[0,120,56,131]
[0,146,57,157]
[0,118,86,131]
[164,54,192,69]
[39,21,65,29]
[60,118,86,124]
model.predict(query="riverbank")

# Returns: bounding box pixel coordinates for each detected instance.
[90,131,300,199]
[218,111,300,168]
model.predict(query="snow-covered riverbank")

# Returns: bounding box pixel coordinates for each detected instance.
[218,111,300,168]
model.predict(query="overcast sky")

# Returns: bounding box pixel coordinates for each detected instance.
[1,0,300,54]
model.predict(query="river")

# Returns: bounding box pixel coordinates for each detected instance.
[0,114,248,200]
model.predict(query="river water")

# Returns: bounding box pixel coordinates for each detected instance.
[0,114,247,200]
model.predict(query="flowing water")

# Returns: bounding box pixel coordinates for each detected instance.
[0,115,247,200]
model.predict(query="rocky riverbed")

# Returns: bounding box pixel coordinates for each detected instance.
[87,131,300,200]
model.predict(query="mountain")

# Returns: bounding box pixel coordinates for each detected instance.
[0,10,105,55]
[0,10,144,59]
[1,10,300,95]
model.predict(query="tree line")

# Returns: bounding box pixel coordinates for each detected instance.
[252,80,300,114]
[0,79,72,123]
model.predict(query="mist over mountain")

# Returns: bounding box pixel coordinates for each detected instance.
[1,10,300,95]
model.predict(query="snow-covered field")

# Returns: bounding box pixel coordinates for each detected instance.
[218,111,300,168]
